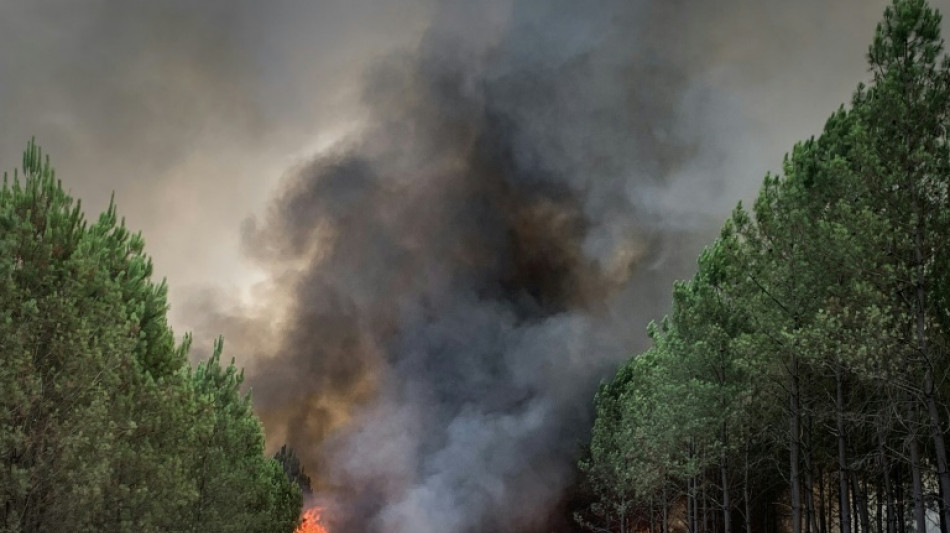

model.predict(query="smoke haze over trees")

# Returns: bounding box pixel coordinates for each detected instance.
[1,1,946,533]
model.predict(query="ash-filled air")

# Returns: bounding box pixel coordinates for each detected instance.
[185,0,892,532]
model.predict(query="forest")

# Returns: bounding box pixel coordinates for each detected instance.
[577,1,950,533]
[0,141,302,531]
[2,1,949,533]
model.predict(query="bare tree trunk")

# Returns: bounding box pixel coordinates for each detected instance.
[723,425,732,533]
[820,466,828,533]
[806,420,817,533]
[698,475,703,533]
[838,363,852,533]
[913,212,950,533]
[686,468,698,533]
[744,441,752,533]
[895,464,905,533]
[879,476,885,533]
[806,463,816,533]
[663,477,669,533]
[848,472,868,533]
[881,433,896,533]
[854,474,871,533]
[908,416,926,533]
[792,357,803,533]
[924,372,950,533]
[651,496,656,533]
[690,461,699,533]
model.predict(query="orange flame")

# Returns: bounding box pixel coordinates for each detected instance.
[295,506,328,533]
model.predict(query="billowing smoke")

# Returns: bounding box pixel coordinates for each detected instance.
[231,2,699,530]
[196,1,889,531]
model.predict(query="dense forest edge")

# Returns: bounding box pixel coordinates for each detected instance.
[0,140,303,531]
[577,1,950,533]
[577,0,950,533]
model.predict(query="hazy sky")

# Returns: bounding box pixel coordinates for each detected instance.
[0,0,905,331]
[0,0,431,322]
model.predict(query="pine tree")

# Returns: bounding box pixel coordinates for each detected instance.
[579,1,950,532]
[0,140,302,532]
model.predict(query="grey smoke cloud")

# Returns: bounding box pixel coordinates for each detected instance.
[0,0,924,532]
[198,1,901,532]
[0,0,429,304]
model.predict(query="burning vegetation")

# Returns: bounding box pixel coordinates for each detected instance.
[296,507,329,533]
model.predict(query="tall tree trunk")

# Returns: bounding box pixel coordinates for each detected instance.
[895,463,905,533]
[854,474,871,533]
[819,466,828,533]
[621,503,627,533]
[914,212,950,533]
[690,463,699,533]
[792,356,803,533]
[744,441,752,533]
[924,372,950,533]
[663,477,669,533]
[806,462,816,533]
[848,472,868,533]
[838,363,852,533]
[723,425,732,533]
[805,419,817,533]
[686,476,696,533]
[651,495,656,533]
[881,433,895,533]
[698,475,703,533]
[941,476,949,533]
[686,464,699,533]
[878,476,885,533]
[908,416,926,533]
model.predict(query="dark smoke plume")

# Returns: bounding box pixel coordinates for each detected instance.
[185,0,894,532]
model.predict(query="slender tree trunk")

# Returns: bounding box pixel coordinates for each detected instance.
[924,371,950,533]
[723,425,732,533]
[690,466,698,533]
[686,464,699,533]
[792,356,803,533]
[896,464,905,533]
[942,480,949,533]
[744,441,752,533]
[832,470,839,533]
[698,474,703,533]
[806,463,816,533]
[848,472,868,533]
[819,466,828,533]
[909,417,926,533]
[881,433,895,533]
[838,363,852,533]
[879,476,885,533]
[913,214,950,533]
[651,496,656,533]
[829,469,837,533]
[854,474,871,533]
[806,419,817,533]
[663,477,669,533]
